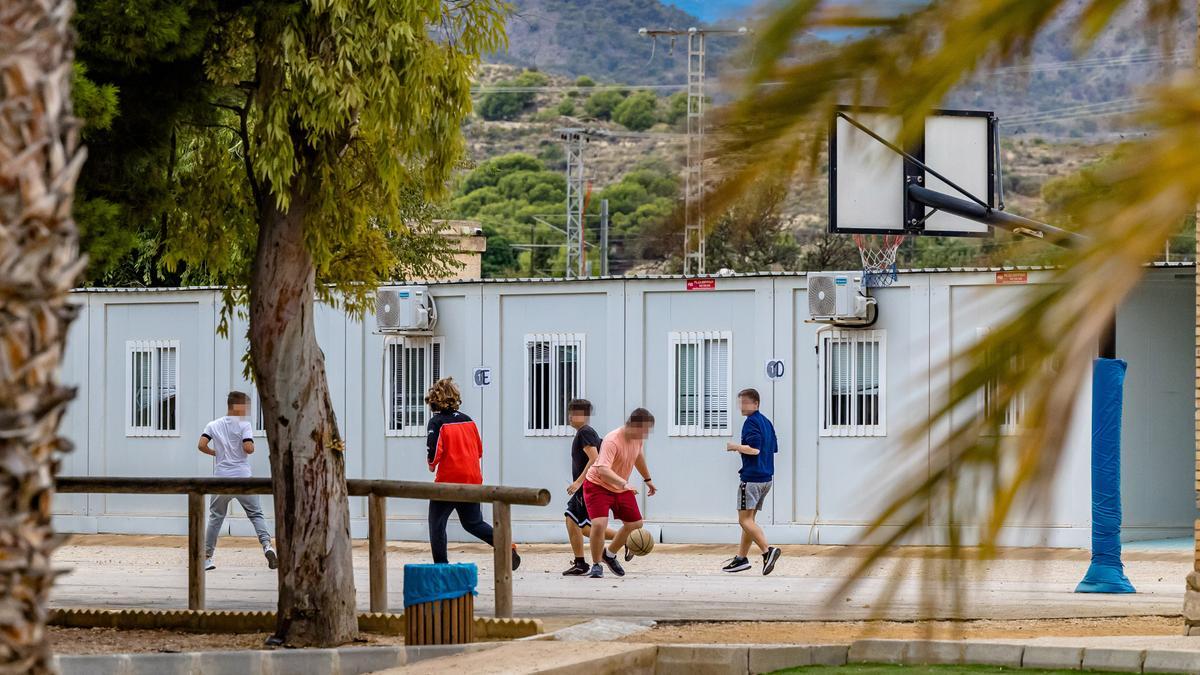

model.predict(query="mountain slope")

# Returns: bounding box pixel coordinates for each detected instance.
[492,0,735,84]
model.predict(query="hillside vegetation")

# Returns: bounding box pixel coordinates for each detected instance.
[455,64,1195,278]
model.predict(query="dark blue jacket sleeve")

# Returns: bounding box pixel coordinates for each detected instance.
[741,417,763,450]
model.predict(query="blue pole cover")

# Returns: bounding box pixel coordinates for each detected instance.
[1075,357,1135,594]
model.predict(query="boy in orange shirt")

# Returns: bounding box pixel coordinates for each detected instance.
[426,378,520,570]
[582,408,658,578]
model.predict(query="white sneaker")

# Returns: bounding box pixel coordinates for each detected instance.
[204,558,216,571]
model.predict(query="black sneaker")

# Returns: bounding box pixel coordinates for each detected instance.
[624,546,634,562]
[587,563,604,578]
[601,549,625,577]
[562,560,589,576]
[264,548,278,570]
[511,546,522,571]
[722,556,751,573]
[762,547,781,576]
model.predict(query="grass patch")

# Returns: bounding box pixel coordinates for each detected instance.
[775,666,1100,675]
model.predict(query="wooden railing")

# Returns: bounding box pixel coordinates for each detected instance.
[55,477,551,618]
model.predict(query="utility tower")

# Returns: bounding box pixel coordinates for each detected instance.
[558,128,589,278]
[639,26,747,276]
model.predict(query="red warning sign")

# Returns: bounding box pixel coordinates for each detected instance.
[995,271,1028,285]
[686,278,716,291]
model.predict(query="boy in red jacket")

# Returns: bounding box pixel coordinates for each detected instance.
[426,378,520,570]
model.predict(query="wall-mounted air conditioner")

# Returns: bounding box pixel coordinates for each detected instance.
[807,272,872,324]
[376,286,437,333]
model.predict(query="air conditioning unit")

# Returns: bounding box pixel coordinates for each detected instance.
[376,286,437,333]
[808,272,870,323]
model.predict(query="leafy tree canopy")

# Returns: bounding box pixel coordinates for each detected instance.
[477,69,548,120]
[612,90,658,131]
[583,89,626,120]
[450,152,681,276]
[73,0,507,308]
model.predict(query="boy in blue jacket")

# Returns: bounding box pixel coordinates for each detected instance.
[724,388,781,575]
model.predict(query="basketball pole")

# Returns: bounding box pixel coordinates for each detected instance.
[906,184,1134,594]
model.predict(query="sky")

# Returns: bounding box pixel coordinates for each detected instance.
[662,1,755,22]
[662,1,923,23]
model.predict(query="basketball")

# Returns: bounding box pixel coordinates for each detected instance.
[627,528,654,556]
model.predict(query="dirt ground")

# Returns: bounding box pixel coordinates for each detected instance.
[48,627,407,655]
[50,616,1186,655]
[630,615,1185,645]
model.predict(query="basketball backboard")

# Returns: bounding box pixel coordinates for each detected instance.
[829,107,997,237]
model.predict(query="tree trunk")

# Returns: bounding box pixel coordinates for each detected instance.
[1188,10,1200,637]
[249,172,358,647]
[0,0,86,671]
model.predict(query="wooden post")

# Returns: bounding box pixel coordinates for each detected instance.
[491,501,512,618]
[187,491,205,610]
[368,493,387,613]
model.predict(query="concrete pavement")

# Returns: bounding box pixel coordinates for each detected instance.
[51,536,1190,621]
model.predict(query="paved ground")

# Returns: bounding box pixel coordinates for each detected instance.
[51,535,1190,622]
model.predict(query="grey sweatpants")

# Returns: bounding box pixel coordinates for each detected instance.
[205,494,272,558]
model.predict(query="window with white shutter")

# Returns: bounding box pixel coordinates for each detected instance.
[977,327,1024,435]
[126,339,180,436]
[385,336,445,437]
[525,333,585,436]
[668,331,732,436]
[819,329,886,436]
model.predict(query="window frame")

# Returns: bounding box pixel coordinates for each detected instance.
[384,335,445,438]
[523,332,586,437]
[125,339,181,437]
[253,393,267,437]
[667,331,733,437]
[818,329,886,437]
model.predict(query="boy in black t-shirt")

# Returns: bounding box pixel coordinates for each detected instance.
[562,399,618,576]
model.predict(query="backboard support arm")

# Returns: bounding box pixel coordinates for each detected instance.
[906,184,1113,357]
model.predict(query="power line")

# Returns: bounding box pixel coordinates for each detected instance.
[472,83,685,94]
[471,49,1192,95]
[638,26,750,277]
[1003,98,1148,126]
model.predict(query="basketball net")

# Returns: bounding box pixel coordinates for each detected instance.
[852,233,905,288]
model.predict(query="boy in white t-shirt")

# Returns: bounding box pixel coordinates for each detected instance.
[198,391,276,570]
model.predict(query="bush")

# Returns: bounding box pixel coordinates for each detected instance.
[461,153,545,193]
[538,142,565,168]
[477,70,548,121]
[612,90,658,131]
[575,75,595,88]
[556,98,575,116]
[584,89,626,120]
[663,92,688,126]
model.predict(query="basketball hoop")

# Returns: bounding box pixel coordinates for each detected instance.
[853,233,905,288]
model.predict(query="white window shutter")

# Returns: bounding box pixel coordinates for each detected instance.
[820,329,886,437]
[525,333,584,437]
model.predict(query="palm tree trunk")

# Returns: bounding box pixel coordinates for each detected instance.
[249,170,358,647]
[1188,8,1200,637]
[0,0,87,671]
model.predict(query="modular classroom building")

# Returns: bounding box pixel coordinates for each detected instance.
[53,265,1195,548]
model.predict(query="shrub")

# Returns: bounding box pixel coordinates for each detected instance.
[612,90,658,131]
[584,89,626,120]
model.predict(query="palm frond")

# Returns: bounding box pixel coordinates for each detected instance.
[713,0,1197,617]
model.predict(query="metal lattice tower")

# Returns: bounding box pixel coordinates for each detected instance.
[559,128,587,278]
[640,26,747,277]
[685,29,706,277]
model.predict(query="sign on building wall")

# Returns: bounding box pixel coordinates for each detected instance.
[473,367,492,387]
[766,359,786,380]
[995,271,1028,285]
[686,278,716,291]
